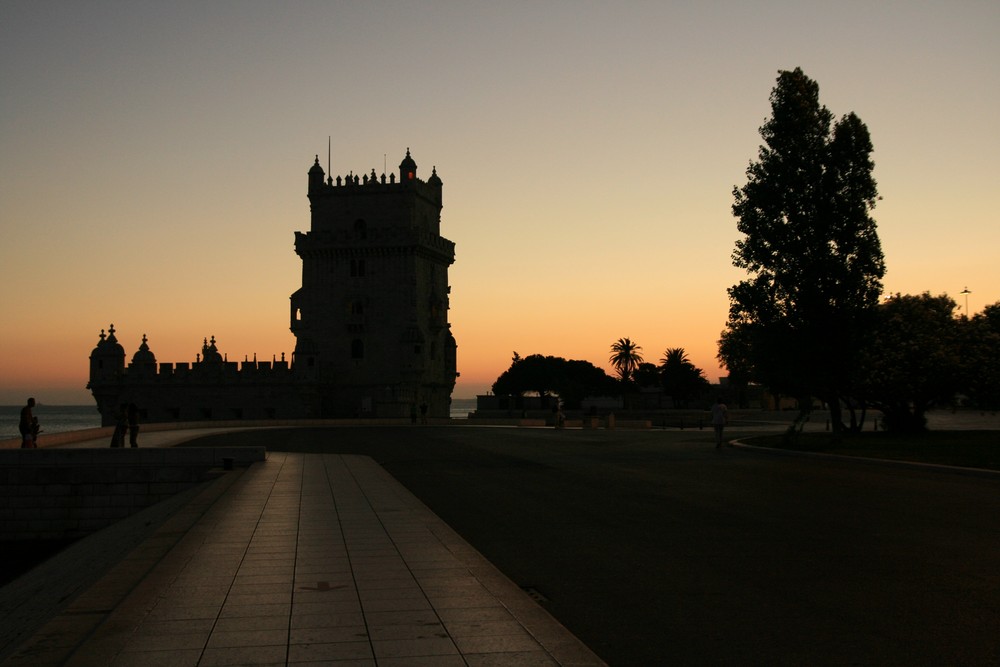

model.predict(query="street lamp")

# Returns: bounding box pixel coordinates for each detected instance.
[960,287,971,316]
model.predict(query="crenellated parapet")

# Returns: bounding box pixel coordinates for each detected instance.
[88,326,297,425]
[307,148,443,220]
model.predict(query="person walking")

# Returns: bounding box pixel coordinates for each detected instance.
[110,404,128,448]
[127,403,140,448]
[711,397,728,448]
[19,397,36,449]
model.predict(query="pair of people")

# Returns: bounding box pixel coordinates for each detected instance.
[110,403,140,448]
[19,397,39,448]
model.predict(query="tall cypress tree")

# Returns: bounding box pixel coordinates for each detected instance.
[721,68,885,430]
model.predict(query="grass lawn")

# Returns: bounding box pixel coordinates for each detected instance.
[745,430,1000,471]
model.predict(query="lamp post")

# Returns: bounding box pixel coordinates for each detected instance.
[960,287,971,316]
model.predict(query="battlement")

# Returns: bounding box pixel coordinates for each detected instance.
[88,329,300,426]
[133,358,292,380]
[308,148,442,201]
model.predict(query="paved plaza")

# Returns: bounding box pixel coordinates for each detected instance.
[3,422,1000,665]
[1,446,604,666]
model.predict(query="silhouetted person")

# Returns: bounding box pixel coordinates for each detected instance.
[127,403,140,447]
[110,404,127,448]
[19,398,36,449]
[711,397,728,448]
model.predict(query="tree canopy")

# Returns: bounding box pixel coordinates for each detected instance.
[720,68,885,430]
[962,302,1000,410]
[856,294,963,432]
[609,338,644,384]
[491,353,617,408]
[659,348,710,407]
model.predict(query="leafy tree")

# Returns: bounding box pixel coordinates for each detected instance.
[609,338,643,384]
[659,348,710,407]
[633,362,662,388]
[720,68,885,431]
[857,294,963,432]
[491,354,617,409]
[960,302,1000,410]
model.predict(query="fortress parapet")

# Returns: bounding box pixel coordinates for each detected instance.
[88,328,296,426]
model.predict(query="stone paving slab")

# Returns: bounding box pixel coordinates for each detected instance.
[2,452,605,666]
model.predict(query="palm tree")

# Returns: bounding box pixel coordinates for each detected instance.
[659,347,709,407]
[610,338,644,383]
[659,347,692,369]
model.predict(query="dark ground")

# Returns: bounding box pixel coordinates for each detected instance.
[178,426,1000,666]
[0,539,77,587]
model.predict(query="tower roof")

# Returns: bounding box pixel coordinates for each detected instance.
[131,333,156,366]
[92,324,125,357]
[309,155,324,175]
[399,148,417,181]
[427,166,442,186]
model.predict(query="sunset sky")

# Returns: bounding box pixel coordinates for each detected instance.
[2,1,997,405]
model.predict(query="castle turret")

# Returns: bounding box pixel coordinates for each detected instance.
[129,333,157,377]
[292,147,457,418]
[399,148,417,183]
[89,324,126,381]
[87,324,127,426]
[308,156,325,194]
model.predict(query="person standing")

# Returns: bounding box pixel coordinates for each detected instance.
[711,397,728,448]
[19,397,36,449]
[127,403,140,448]
[110,404,128,448]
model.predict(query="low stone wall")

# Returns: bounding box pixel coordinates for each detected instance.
[0,418,457,450]
[0,447,265,540]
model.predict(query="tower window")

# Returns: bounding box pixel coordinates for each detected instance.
[350,259,366,277]
[351,301,364,315]
[351,339,365,359]
[354,219,367,239]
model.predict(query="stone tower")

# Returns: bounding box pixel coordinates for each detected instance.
[290,149,457,418]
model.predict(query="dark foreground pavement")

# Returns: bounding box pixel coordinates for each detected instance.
[185,426,1000,666]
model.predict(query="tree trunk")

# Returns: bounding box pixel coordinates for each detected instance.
[828,395,845,432]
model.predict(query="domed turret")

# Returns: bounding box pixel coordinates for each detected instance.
[200,336,224,364]
[308,155,325,193]
[399,148,417,182]
[89,324,126,381]
[130,333,157,375]
[427,166,442,187]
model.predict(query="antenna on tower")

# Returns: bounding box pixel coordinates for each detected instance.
[327,136,331,175]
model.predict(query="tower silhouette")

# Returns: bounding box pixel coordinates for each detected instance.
[87,149,457,425]
[291,149,457,417]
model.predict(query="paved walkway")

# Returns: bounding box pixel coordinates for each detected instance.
[3,451,604,666]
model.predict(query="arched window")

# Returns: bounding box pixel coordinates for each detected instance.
[351,339,365,360]
[354,219,367,239]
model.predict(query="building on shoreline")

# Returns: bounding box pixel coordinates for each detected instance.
[88,150,457,425]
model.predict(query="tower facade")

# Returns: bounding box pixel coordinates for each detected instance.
[290,149,457,418]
